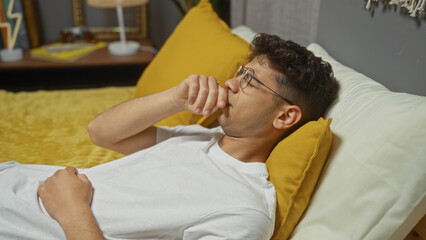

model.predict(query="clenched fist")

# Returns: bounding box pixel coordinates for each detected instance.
[172,74,228,116]
[38,166,93,225]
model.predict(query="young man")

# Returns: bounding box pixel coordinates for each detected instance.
[0,34,338,240]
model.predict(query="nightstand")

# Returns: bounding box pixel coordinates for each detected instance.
[0,39,155,91]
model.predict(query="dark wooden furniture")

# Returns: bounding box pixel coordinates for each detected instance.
[0,39,155,91]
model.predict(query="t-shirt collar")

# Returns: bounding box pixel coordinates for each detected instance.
[203,132,269,178]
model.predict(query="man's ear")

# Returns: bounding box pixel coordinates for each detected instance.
[273,105,302,130]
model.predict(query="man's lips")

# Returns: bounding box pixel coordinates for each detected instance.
[225,100,232,107]
[226,90,233,106]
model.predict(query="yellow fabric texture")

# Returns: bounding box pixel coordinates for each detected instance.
[134,0,251,127]
[0,87,134,168]
[266,118,333,240]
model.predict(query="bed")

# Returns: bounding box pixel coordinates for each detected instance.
[1,0,425,239]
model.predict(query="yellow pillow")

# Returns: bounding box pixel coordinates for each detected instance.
[266,118,333,240]
[135,0,250,127]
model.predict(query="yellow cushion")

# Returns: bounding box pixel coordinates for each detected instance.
[0,87,133,168]
[266,118,333,240]
[134,0,250,127]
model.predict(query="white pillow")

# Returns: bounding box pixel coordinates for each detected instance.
[290,43,426,239]
[231,25,257,44]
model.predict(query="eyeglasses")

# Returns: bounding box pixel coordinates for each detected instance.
[234,66,295,105]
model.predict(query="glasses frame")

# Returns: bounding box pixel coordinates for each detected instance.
[235,66,295,105]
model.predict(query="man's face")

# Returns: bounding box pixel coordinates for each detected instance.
[218,56,283,138]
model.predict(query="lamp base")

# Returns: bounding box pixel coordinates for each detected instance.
[0,48,23,62]
[108,41,140,56]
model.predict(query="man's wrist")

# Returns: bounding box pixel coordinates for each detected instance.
[167,87,186,112]
[58,204,104,240]
[57,203,91,226]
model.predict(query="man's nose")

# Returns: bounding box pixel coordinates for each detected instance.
[224,77,240,94]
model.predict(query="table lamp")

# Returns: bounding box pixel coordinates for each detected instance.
[87,0,149,56]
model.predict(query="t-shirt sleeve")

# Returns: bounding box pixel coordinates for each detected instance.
[156,125,177,143]
[183,208,274,240]
[156,125,223,144]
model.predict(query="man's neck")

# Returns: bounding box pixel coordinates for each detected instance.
[217,134,277,163]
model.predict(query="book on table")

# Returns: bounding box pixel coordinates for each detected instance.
[30,42,107,62]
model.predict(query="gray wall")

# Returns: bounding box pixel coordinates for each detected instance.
[316,0,426,96]
[38,0,181,49]
[147,0,182,49]
[38,0,73,43]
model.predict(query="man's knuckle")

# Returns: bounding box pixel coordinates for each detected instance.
[189,81,199,90]
[200,76,209,84]
[208,77,217,84]
[66,166,76,172]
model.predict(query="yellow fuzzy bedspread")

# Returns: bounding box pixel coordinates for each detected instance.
[0,87,135,168]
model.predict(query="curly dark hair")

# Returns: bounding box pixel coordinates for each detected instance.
[250,33,339,127]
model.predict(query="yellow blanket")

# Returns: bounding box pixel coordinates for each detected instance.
[0,87,135,168]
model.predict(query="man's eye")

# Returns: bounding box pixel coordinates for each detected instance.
[242,75,250,82]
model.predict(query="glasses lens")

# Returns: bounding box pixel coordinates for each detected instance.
[235,66,251,89]
[234,66,243,77]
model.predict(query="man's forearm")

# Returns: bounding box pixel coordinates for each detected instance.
[88,75,228,155]
[88,87,182,149]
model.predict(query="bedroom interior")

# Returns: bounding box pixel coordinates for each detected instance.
[0,0,425,239]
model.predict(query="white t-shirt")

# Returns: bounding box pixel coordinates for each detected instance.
[0,125,276,240]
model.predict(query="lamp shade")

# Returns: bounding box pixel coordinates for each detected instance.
[87,0,148,8]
